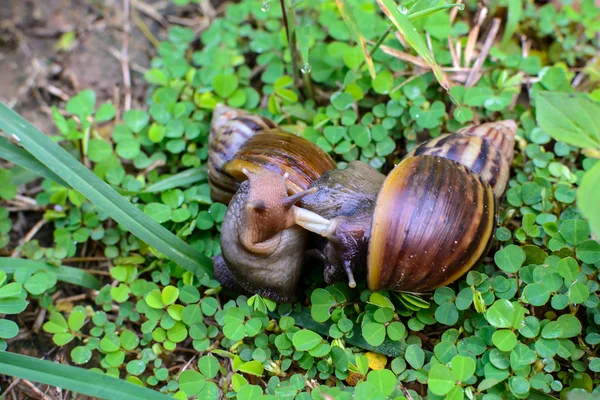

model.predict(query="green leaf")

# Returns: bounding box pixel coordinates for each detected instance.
[0,319,19,339]
[292,329,322,351]
[88,139,113,163]
[492,330,517,352]
[95,103,116,123]
[362,323,386,347]
[428,364,456,395]
[310,289,335,323]
[576,239,600,264]
[376,0,451,95]
[366,369,396,397]
[0,258,100,290]
[535,91,600,149]
[578,162,600,238]
[223,322,245,341]
[123,110,150,133]
[212,74,239,98]
[494,244,526,273]
[178,370,206,396]
[405,344,425,369]
[237,360,264,377]
[509,376,531,397]
[199,355,219,379]
[0,297,28,315]
[556,314,581,338]
[161,285,179,306]
[559,219,590,245]
[0,105,213,277]
[70,346,92,365]
[486,299,516,328]
[451,355,475,382]
[66,89,96,118]
[68,308,86,332]
[523,283,550,306]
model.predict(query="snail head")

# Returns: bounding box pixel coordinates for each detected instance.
[239,168,316,253]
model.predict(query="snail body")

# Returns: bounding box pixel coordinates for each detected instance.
[208,105,517,302]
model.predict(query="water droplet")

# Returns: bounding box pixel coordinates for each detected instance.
[11,133,20,142]
[261,1,270,12]
[301,63,311,74]
[398,4,408,14]
[457,3,465,10]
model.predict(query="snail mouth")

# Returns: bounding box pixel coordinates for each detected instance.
[292,206,337,238]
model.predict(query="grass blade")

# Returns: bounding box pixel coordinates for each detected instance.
[408,3,464,21]
[0,136,71,188]
[0,258,101,290]
[376,0,452,94]
[0,103,213,278]
[0,352,171,400]
[502,0,522,46]
[336,0,376,78]
[143,167,207,193]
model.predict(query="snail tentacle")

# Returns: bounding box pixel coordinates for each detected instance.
[292,206,337,237]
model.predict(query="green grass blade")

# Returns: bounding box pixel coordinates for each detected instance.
[336,0,376,78]
[0,258,101,290]
[502,0,522,46]
[141,167,207,194]
[376,0,452,95]
[408,3,464,21]
[0,103,213,278]
[0,136,71,188]
[0,352,171,400]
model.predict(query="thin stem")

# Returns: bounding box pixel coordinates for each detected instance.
[279,0,300,88]
[357,26,393,72]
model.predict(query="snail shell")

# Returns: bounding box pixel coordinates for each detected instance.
[367,155,496,292]
[407,120,516,197]
[208,105,336,204]
[208,105,280,204]
[225,131,337,196]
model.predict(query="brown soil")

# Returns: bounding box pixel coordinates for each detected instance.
[0,0,218,398]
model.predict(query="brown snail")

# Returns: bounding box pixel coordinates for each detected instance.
[208,104,517,302]
[208,105,336,302]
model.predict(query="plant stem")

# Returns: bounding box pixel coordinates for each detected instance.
[279,0,300,88]
[357,26,393,72]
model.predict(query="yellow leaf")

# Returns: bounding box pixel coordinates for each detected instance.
[365,351,387,370]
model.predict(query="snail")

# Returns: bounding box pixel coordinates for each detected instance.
[298,120,516,293]
[208,104,517,301]
[208,105,336,302]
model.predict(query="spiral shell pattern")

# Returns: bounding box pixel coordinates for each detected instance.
[368,156,496,292]
[225,131,337,195]
[408,120,516,198]
[208,105,279,204]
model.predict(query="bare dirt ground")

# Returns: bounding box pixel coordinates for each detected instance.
[0,0,215,135]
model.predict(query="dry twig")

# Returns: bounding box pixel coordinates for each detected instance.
[464,18,501,88]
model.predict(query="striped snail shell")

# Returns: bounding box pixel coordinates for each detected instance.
[297,120,517,294]
[208,105,279,204]
[208,104,336,204]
